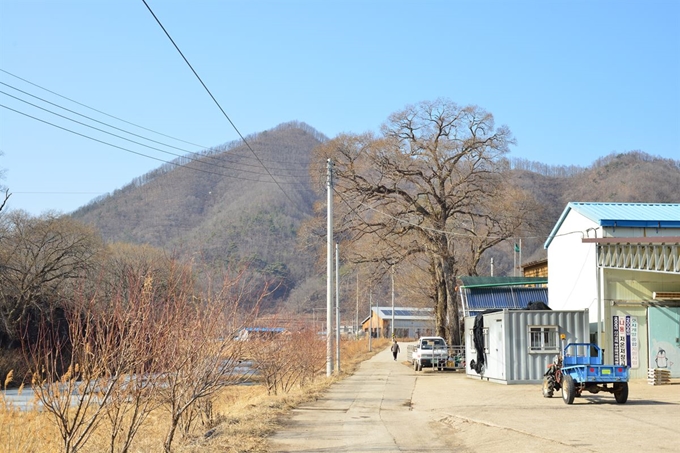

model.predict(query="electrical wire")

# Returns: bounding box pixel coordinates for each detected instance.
[0,81,316,175]
[0,103,316,185]
[140,0,300,208]
[0,91,316,179]
[0,68,207,149]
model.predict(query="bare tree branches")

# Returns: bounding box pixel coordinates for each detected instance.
[249,329,325,396]
[309,99,534,344]
[0,212,104,345]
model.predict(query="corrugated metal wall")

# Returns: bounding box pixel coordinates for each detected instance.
[504,310,589,384]
[465,309,589,384]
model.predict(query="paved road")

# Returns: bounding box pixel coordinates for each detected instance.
[268,342,680,453]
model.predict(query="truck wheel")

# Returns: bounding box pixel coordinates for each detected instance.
[614,382,629,404]
[413,360,418,372]
[562,375,575,405]
[542,375,555,398]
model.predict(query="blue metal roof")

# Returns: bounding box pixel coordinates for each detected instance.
[375,307,433,320]
[545,202,680,248]
[242,327,286,333]
[461,287,549,317]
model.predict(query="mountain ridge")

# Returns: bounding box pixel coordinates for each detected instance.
[71,124,680,311]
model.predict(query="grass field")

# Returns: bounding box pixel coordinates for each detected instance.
[1,337,389,453]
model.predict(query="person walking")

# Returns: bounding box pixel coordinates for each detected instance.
[391,340,400,361]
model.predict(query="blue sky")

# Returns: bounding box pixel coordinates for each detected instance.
[1,0,678,216]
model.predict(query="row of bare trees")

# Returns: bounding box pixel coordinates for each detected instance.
[0,205,286,452]
[24,262,264,453]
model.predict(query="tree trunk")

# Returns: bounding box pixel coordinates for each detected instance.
[430,229,462,344]
[432,255,448,339]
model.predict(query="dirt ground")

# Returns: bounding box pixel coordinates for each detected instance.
[268,342,680,453]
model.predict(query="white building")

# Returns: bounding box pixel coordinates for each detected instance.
[545,202,680,379]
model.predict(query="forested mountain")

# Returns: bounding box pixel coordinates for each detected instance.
[72,121,680,310]
[507,151,680,264]
[72,122,326,304]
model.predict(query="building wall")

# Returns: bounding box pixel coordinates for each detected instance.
[547,210,599,324]
[604,269,680,301]
[649,307,680,378]
[603,226,680,239]
[465,309,589,384]
[523,261,548,278]
[363,311,435,339]
[600,268,680,379]
[547,206,680,381]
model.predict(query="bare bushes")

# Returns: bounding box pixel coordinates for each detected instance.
[156,272,261,453]
[22,263,262,453]
[250,329,325,395]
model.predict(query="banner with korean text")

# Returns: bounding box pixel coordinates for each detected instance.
[612,315,639,369]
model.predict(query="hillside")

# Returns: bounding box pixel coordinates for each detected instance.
[73,124,680,311]
[508,151,680,264]
[73,122,325,302]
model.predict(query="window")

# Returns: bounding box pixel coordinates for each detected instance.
[529,326,559,353]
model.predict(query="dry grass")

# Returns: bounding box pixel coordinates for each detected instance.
[0,390,60,453]
[0,338,389,453]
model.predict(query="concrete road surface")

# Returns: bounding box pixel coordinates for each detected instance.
[268,342,680,453]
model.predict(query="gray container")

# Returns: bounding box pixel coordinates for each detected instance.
[465,309,589,384]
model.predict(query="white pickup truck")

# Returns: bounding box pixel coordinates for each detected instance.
[412,336,448,371]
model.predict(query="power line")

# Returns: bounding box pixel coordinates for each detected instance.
[0,81,199,155]
[0,67,207,149]
[0,103,313,185]
[0,69,324,171]
[0,81,315,175]
[140,0,300,208]
[0,91,314,179]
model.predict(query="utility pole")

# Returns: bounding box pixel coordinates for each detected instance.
[355,273,359,340]
[335,242,341,374]
[326,159,334,376]
[368,291,372,352]
[519,238,522,277]
[391,266,395,339]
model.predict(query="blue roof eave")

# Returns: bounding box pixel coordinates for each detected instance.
[599,220,680,228]
[545,202,680,249]
[544,203,574,249]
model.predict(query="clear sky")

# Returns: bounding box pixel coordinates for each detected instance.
[1,0,678,216]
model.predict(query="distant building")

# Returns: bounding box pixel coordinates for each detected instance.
[361,307,435,339]
[235,327,287,341]
[521,258,548,278]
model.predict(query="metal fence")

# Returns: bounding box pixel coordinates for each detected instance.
[406,345,465,370]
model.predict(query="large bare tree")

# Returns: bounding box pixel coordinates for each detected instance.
[0,211,104,344]
[311,99,537,344]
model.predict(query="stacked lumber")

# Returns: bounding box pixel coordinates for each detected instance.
[647,368,671,385]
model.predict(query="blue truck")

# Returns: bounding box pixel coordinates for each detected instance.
[543,342,629,404]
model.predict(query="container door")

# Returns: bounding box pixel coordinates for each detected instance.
[648,307,680,378]
[497,321,504,379]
